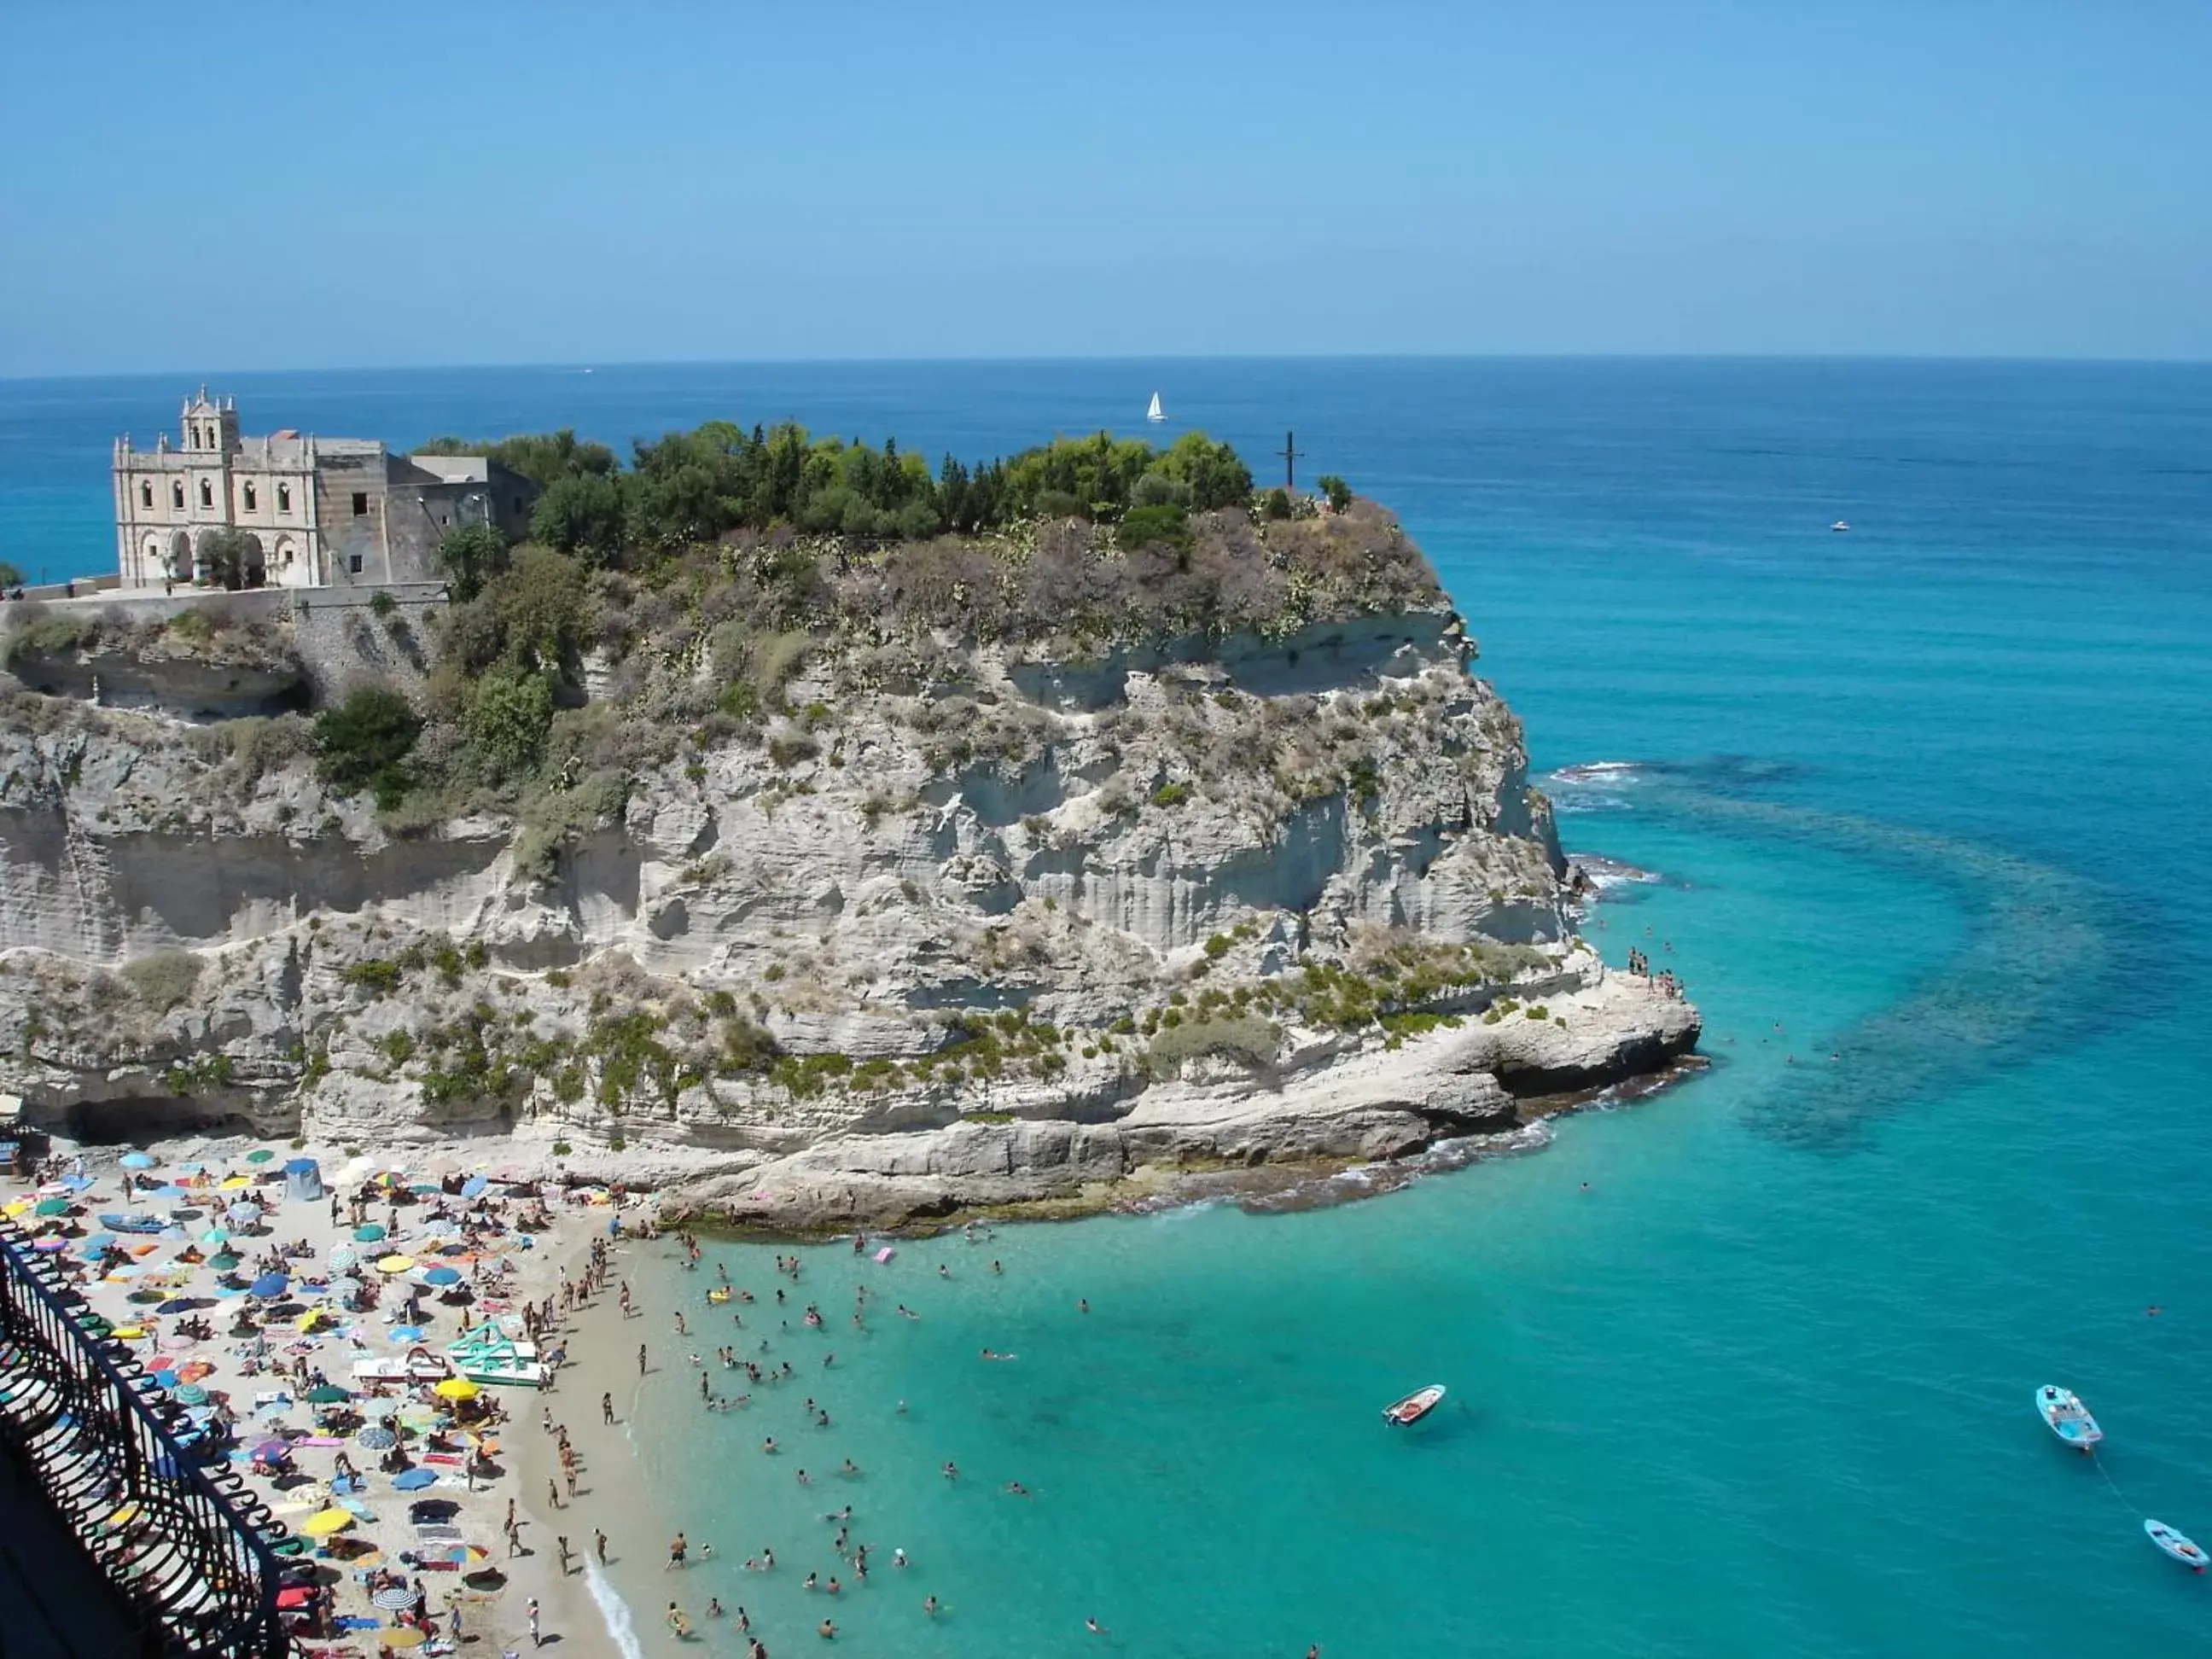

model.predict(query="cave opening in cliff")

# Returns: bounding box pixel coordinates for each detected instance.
[60,1097,260,1144]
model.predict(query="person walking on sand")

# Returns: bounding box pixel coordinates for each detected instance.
[526,1597,540,1647]
[639,1343,648,1376]
[602,1391,614,1424]
[595,1528,608,1565]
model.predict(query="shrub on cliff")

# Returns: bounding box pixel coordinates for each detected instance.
[437,524,510,601]
[1144,1014,1282,1080]
[315,686,422,809]
[119,950,202,1011]
[463,669,555,783]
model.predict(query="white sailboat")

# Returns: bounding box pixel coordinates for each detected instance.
[1146,392,1164,423]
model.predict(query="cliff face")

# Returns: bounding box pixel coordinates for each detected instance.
[0,521,1697,1225]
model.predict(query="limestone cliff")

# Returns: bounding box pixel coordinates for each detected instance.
[0,504,1697,1225]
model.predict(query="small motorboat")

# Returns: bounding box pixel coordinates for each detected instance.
[2034,1385,2103,1452]
[1830,520,1851,533]
[1382,1384,1446,1426]
[2146,1519,2207,1570]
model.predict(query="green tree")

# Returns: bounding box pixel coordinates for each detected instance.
[463,669,555,782]
[1262,487,1293,521]
[437,524,509,601]
[530,473,626,561]
[314,687,422,808]
[0,562,22,588]
[195,527,259,590]
[1316,474,1353,514]
[493,547,589,675]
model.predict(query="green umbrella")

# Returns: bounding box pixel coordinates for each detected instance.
[246,1150,276,1164]
[210,1251,239,1272]
[305,1384,351,1405]
[200,1229,230,1248]
[353,1225,386,1243]
[33,1198,70,1217]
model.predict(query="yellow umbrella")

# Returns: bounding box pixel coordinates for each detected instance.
[300,1508,354,1537]
[381,1630,427,1650]
[296,1310,329,1333]
[376,1255,416,1274]
[110,1325,147,1341]
[3,1198,30,1217]
[218,1175,252,1190]
[433,1378,479,1401]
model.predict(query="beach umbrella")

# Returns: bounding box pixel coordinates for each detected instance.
[246,1149,276,1164]
[200,1229,230,1248]
[390,1468,437,1492]
[300,1508,354,1537]
[209,1251,239,1272]
[376,1255,416,1274]
[352,1225,386,1243]
[33,1198,70,1217]
[305,1383,350,1405]
[459,1175,488,1200]
[82,1231,117,1251]
[422,1266,461,1287]
[218,1175,252,1190]
[249,1273,288,1299]
[119,1152,156,1170]
[328,1244,358,1270]
[370,1584,419,1610]
[356,1425,397,1449]
[390,1325,428,1343]
[60,1173,94,1190]
[0,1199,26,1217]
[363,1399,399,1421]
[172,1383,208,1406]
[226,1202,262,1225]
[251,1438,290,1460]
[32,1237,67,1252]
[432,1378,478,1401]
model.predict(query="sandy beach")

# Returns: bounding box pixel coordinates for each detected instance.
[0,1132,661,1657]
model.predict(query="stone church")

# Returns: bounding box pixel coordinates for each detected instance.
[112,391,537,591]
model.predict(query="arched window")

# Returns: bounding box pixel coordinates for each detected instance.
[172,482,184,509]
[277,483,291,514]
[140,481,153,509]
[243,483,257,511]
[199,480,212,509]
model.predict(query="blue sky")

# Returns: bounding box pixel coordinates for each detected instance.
[1,1,2205,374]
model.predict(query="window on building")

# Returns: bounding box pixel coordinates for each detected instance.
[352,492,369,517]
[172,482,184,509]
[348,553,364,574]
[140,482,152,509]
[243,484,257,511]
[199,480,212,509]
[277,483,292,514]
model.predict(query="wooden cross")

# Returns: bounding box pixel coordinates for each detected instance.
[1278,429,1303,492]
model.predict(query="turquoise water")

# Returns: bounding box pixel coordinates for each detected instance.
[5,360,2211,1653]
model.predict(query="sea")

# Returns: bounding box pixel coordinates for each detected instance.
[4,358,2211,1656]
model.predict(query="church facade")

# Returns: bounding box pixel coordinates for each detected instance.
[112,392,537,591]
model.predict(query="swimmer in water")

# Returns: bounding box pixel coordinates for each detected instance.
[924,1595,940,1616]
[1006,1480,1030,1497]
[942,1461,958,1481]
[1087,1616,1108,1634]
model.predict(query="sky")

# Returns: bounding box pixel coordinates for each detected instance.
[1,1,2207,375]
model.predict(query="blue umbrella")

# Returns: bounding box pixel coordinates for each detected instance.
[60,1173,93,1190]
[283,1158,317,1174]
[249,1273,288,1298]
[391,1468,436,1491]
[422,1266,461,1287]
[459,1175,488,1200]
[80,1233,117,1253]
[391,1325,428,1342]
[119,1152,156,1170]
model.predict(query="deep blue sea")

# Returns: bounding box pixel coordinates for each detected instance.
[6,359,2212,1656]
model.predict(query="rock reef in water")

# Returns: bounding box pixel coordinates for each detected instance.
[0,500,1697,1227]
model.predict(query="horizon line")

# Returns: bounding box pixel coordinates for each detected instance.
[7,349,2211,387]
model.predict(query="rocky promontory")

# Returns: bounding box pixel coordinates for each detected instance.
[0,427,1697,1228]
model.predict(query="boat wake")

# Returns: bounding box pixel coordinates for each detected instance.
[583,1557,647,1659]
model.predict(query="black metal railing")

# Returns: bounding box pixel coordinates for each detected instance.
[0,1217,292,1657]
